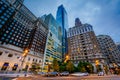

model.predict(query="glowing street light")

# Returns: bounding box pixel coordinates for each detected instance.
[95,60,99,65]
[22,49,29,57]
[64,54,69,63]
[66,55,69,59]
[20,48,29,71]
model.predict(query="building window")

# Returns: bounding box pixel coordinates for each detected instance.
[28,57,30,61]
[8,54,13,57]
[39,60,41,63]
[0,24,2,28]
[36,59,37,62]
[33,59,34,61]
[0,51,3,56]
[4,34,7,36]
[17,56,20,59]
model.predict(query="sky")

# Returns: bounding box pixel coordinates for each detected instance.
[24,0,120,43]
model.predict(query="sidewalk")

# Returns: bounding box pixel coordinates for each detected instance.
[89,74,118,77]
[0,73,32,77]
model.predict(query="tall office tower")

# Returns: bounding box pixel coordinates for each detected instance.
[116,42,120,52]
[0,0,48,71]
[97,35,120,68]
[56,5,68,59]
[42,14,62,72]
[67,18,106,72]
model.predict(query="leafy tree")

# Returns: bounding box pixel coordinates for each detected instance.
[30,62,41,74]
[78,61,85,72]
[66,61,74,73]
[84,62,93,73]
[59,62,67,72]
[104,65,109,74]
[53,58,59,71]
[77,62,93,73]
[59,65,66,72]
[74,66,78,72]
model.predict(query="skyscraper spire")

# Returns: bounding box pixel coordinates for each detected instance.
[75,18,82,27]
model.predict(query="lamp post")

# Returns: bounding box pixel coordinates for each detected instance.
[95,60,99,73]
[64,54,69,63]
[20,48,29,72]
[45,62,51,72]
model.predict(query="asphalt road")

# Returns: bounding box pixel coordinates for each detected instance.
[15,75,120,80]
[0,76,14,80]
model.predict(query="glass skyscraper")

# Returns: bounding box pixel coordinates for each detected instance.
[42,14,62,72]
[56,5,68,59]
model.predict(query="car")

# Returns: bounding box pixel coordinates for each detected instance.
[38,72,47,76]
[60,71,69,76]
[47,72,58,77]
[71,72,89,76]
[98,72,104,76]
[83,72,89,76]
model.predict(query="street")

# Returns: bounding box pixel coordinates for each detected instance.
[14,75,120,80]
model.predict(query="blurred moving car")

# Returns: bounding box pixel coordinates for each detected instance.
[60,71,69,76]
[98,72,104,76]
[71,72,89,76]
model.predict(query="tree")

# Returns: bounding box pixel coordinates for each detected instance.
[59,62,67,72]
[74,66,78,72]
[59,65,65,72]
[53,58,59,72]
[78,61,86,72]
[104,65,109,74]
[66,61,74,73]
[77,62,93,73]
[30,62,41,74]
[84,62,93,73]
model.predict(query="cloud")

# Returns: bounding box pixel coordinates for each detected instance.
[24,0,120,42]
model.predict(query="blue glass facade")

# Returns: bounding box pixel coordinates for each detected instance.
[56,5,68,59]
[42,14,62,72]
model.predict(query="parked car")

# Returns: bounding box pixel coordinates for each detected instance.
[98,72,104,76]
[60,71,69,76]
[38,72,47,76]
[84,72,89,76]
[71,72,89,76]
[47,72,58,77]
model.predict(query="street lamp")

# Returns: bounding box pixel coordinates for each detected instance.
[22,49,29,57]
[64,54,69,63]
[95,60,99,66]
[95,60,99,72]
[20,48,29,72]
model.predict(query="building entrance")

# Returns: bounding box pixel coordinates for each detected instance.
[1,62,9,71]
[12,63,18,71]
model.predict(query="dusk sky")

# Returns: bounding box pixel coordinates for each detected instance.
[24,0,120,42]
